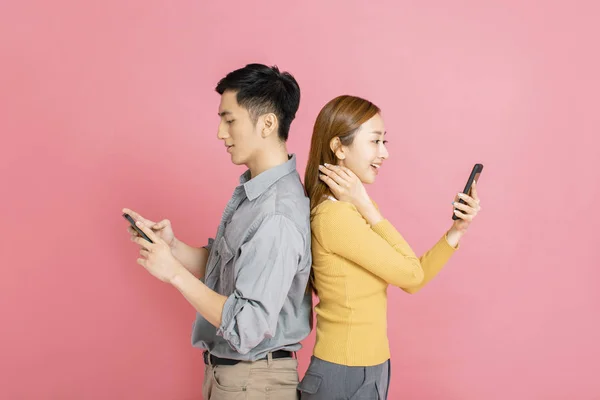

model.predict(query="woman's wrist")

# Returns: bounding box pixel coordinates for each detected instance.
[445,227,464,248]
[356,200,383,226]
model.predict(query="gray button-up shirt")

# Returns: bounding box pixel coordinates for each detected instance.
[191,154,312,361]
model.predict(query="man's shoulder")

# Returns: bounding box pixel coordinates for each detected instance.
[259,172,310,231]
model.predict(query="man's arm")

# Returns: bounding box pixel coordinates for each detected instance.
[171,214,304,355]
[171,238,211,279]
[171,269,227,327]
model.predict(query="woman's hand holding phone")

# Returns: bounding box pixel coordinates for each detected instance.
[451,180,481,233]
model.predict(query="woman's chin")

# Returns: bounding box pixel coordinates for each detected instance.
[361,174,376,185]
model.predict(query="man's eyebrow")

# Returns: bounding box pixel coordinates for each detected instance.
[218,111,232,117]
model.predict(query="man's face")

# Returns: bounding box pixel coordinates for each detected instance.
[217,90,262,166]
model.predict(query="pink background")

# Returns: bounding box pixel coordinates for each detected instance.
[1,1,599,399]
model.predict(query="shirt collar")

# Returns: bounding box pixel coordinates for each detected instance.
[239,154,297,201]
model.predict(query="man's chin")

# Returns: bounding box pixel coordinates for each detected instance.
[229,155,246,166]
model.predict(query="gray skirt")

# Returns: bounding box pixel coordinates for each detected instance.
[298,356,391,400]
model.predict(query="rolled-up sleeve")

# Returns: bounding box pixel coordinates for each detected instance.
[216,214,304,354]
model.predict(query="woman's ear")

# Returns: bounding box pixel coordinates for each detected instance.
[329,137,346,160]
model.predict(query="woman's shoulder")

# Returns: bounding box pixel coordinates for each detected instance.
[310,199,368,235]
[311,199,358,218]
[311,198,379,218]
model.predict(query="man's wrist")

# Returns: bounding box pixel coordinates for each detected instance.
[169,262,190,287]
[170,236,181,252]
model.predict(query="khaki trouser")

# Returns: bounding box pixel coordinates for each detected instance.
[202,353,299,399]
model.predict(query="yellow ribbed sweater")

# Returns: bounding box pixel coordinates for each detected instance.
[310,199,457,366]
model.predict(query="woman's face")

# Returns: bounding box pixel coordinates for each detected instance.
[338,113,389,184]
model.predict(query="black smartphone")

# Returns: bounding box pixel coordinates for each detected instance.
[123,213,154,243]
[452,163,483,220]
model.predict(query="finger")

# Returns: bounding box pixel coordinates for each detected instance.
[470,181,480,203]
[140,249,150,258]
[135,220,160,243]
[319,165,350,188]
[153,219,170,230]
[127,226,142,234]
[132,236,153,250]
[453,201,477,214]
[319,173,342,193]
[335,165,354,180]
[123,208,156,227]
[453,209,473,221]
[137,258,147,268]
[123,208,143,220]
[457,193,479,209]
[318,164,340,179]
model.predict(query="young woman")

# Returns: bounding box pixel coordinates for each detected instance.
[297,95,481,399]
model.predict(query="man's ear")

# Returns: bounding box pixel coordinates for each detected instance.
[261,113,278,138]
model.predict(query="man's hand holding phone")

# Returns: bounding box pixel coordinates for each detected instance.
[122,208,177,249]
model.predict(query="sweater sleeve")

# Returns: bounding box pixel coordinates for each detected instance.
[314,201,457,291]
[314,202,425,288]
[401,233,457,294]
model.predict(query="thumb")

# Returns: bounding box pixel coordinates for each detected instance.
[141,218,157,228]
[153,219,170,229]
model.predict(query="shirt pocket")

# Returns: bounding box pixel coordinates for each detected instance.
[217,236,235,295]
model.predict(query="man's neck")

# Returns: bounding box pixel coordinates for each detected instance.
[247,145,290,179]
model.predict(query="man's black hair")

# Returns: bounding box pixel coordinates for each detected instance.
[215,63,301,142]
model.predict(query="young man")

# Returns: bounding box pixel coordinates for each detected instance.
[123,63,312,399]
